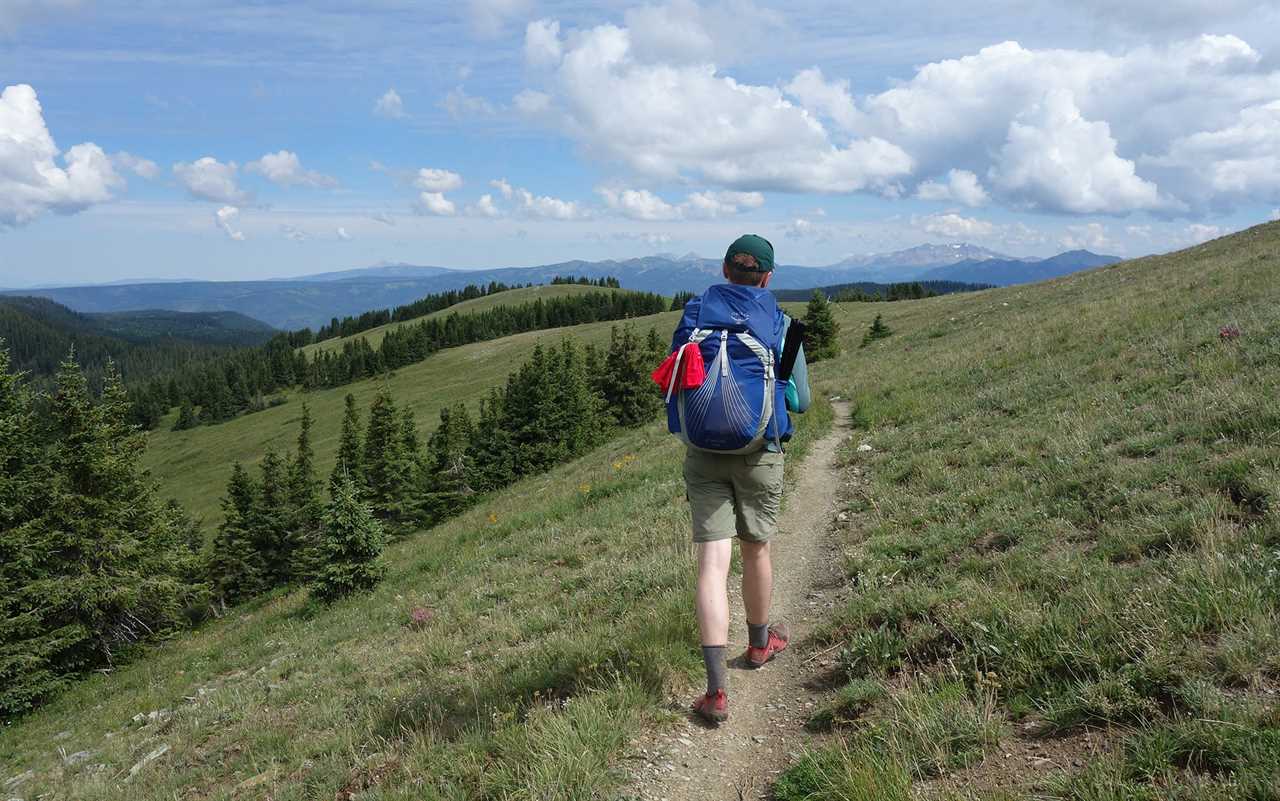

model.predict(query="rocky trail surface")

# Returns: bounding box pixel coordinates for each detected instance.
[622,400,855,801]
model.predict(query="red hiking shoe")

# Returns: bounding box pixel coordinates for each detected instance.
[692,688,729,724]
[745,623,790,668]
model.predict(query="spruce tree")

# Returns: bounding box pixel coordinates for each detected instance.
[173,397,198,431]
[209,462,264,604]
[288,403,323,579]
[363,385,409,519]
[861,313,893,348]
[312,473,386,603]
[256,450,293,584]
[36,358,193,673]
[803,290,841,361]
[423,403,475,522]
[0,344,60,716]
[467,388,515,493]
[504,345,560,474]
[601,325,660,427]
[550,340,605,458]
[331,393,364,490]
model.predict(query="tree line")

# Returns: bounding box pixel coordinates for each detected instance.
[128,284,667,432]
[0,324,665,718]
[549,276,621,288]
[308,280,519,343]
[207,325,666,605]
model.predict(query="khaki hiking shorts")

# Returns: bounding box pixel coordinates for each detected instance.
[683,447,784,543]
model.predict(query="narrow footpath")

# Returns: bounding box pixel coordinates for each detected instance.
[622,400,853,801]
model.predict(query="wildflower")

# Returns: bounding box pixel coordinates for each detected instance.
[579,482,591,494]
[409,607,435,629]
[487,512,498,525]
[1219,324,1242,340]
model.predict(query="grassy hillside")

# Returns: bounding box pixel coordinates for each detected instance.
[145,308,683,526]
[775,222,1280,798]
[300,283,632,356]
[0,370,834,801]
[7,222,1274,799]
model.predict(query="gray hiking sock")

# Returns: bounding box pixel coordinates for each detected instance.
[748,622,769,649]
[702,645,727,695]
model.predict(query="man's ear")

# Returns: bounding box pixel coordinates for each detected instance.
[722,263,731,281]
[760,271,773,289]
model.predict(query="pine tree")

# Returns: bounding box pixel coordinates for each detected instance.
[35,357,194,672]
[209,462,264,603]
[312,473,386,603]
[256,450,293,584]
[803,290,841,361]
[288,403,323,579]
[172,397,198,431]
[331,393,364,490]
[550,340,605,458]
[504,345,561,475]
[422,403,475,522]
[861,313,893,348]
[363,385,410,519]
[601,325,660,427]
[0,343,61,716]
[468,387,515,493]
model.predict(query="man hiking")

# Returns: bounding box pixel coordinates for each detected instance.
[660,233,810,724]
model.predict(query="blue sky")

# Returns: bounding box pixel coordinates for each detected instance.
[2,0,1279,285]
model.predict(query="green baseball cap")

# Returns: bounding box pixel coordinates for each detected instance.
[725,233,774,272]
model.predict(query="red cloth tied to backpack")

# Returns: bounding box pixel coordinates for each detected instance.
[651,342,706,400]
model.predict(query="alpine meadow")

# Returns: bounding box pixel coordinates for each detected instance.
[7,2,1280,799]
[2,216,1276,799]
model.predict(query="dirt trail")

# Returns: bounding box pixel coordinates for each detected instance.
[622,400,852,801]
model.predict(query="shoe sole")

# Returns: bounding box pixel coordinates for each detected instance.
[745,643,786,669]
[695,709,728,724]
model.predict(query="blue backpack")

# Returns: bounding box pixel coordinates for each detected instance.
[666,284,793,453]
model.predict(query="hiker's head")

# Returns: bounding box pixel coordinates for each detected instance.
[723,234,774,288]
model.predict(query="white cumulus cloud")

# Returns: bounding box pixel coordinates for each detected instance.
[336,226,352,240]
[915,169,990,207]
[532,20,913,194]
[914,212,996,239]
[246,150,336,188]
[525,19,562,67]
[0,83,123,228]
[491,178,514,199]
[599,187,765,220]
[215,206,245,240]
[174,156,250,204]
[416,192,456,216]
[414,168,463,193]
[374,88,406,119]
[1184,223,1223,243]
[112,151,159,179]
[514,186,584,220]
[599,187,682,220]
[988,89,1166,214]
[684,190,765,217]
[1060,222,1114,251]
[466,194,501,217]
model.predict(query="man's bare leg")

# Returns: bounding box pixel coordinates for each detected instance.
[740,540,773,631]
[695,539,732,700]
[695,539,732,646]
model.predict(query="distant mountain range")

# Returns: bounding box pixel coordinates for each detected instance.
[0,295,276,381]
[3,245,1121,330]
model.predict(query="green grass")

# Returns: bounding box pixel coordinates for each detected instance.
[779,221,1280,797]
[0,350,832,800]
[299,284,630,356]
[145,307,682,526]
